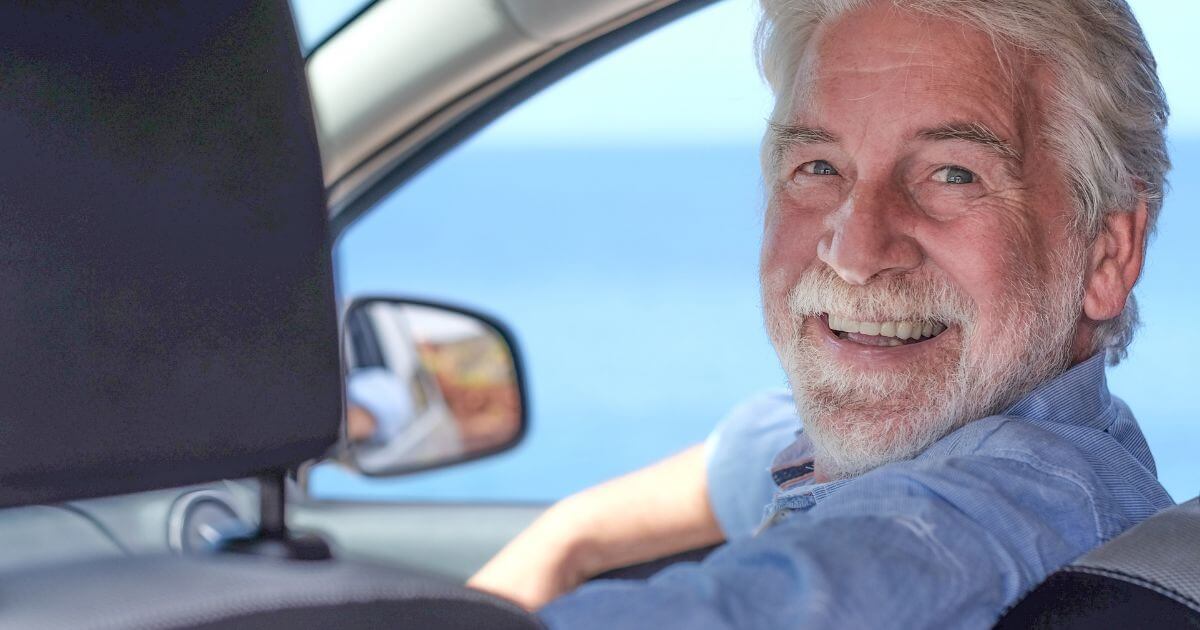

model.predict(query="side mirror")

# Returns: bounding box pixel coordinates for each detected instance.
[339,297,527,476]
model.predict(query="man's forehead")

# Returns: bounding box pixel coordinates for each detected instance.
[812,3,1008,71]
[786,2,1035,146]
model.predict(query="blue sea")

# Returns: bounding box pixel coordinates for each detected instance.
[313,139,1200,504]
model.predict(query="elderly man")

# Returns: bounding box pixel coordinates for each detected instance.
[470,0,1174,626]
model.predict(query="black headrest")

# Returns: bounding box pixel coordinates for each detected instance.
[0,1,341,507]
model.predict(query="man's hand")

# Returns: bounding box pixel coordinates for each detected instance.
[467,444,724,610]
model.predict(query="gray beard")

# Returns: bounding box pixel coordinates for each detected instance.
[768,249,1085,480]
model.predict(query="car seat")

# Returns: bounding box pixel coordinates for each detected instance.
[996,497,1200,628]
[0,2,542,628]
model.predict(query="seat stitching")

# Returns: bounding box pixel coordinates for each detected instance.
[1063,565,1200,613]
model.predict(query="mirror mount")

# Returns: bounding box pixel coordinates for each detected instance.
[217,471,332,561]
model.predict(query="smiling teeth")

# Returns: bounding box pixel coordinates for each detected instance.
[827,315,946,340]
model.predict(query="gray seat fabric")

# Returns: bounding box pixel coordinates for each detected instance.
[1070,497,1200,611]
[996,498,1200,628]
[0,554,542,630]
[0,0,341,507]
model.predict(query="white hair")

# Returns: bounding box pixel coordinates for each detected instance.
[757,0,1170,364]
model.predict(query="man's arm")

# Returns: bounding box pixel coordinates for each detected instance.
[539,444,1110,629]
[468,444,722,610]
[468,390,800,610]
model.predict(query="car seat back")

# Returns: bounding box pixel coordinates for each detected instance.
[0,3,543,627]
[996,497,1200,628]
[0,0,340,506]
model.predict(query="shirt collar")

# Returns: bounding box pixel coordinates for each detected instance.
[1002,353,1115,432]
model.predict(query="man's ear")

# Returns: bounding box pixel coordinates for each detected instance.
[1082,198,1149,322]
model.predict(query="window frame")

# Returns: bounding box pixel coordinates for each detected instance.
[320,0,721,240]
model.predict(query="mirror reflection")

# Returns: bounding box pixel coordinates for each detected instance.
[342,300,523,475]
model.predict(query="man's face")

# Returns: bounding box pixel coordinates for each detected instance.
[761,3,1091,479]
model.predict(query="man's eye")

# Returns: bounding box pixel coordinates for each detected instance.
[932,166,976,185]
[797,160,839,176]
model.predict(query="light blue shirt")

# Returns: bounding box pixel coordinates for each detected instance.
[540,354,1174,628]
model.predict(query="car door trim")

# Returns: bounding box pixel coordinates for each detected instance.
[327,0,720,237]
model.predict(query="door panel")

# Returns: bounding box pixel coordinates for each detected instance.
[291,501,546,580]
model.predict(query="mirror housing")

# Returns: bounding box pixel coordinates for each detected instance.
[338,297,528,476]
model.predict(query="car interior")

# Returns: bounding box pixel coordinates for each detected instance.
[0,0,1195,627]
[0,1,540,627]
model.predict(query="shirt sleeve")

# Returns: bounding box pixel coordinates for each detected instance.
[703,390,799,540]
[345,367,414,442]
[541,440,1108,629]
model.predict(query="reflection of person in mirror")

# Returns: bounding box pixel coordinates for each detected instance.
[345,366,464,472]
[416,339,521,453]
[345,367,414,445]
[344,403,378,444]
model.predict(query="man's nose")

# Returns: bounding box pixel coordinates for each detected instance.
[816,183,922,285]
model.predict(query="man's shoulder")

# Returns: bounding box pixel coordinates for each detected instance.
[719,388,796,425]
[914,415,1126,509]
[706,388,799,465]
[924,414,1092,461]
[706,388,799,540]
[873,413,1172,540]
[848,416,1111,507]
[794,422,1114,560]
[922,410,1161,487]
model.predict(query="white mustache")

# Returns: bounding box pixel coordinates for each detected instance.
[784,266,976,327]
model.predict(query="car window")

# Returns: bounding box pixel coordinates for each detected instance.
[309,0,777,503]
[290,0,374,54]
[308,0,1200,503]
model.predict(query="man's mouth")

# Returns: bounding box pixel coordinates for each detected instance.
[823,313,948,347]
